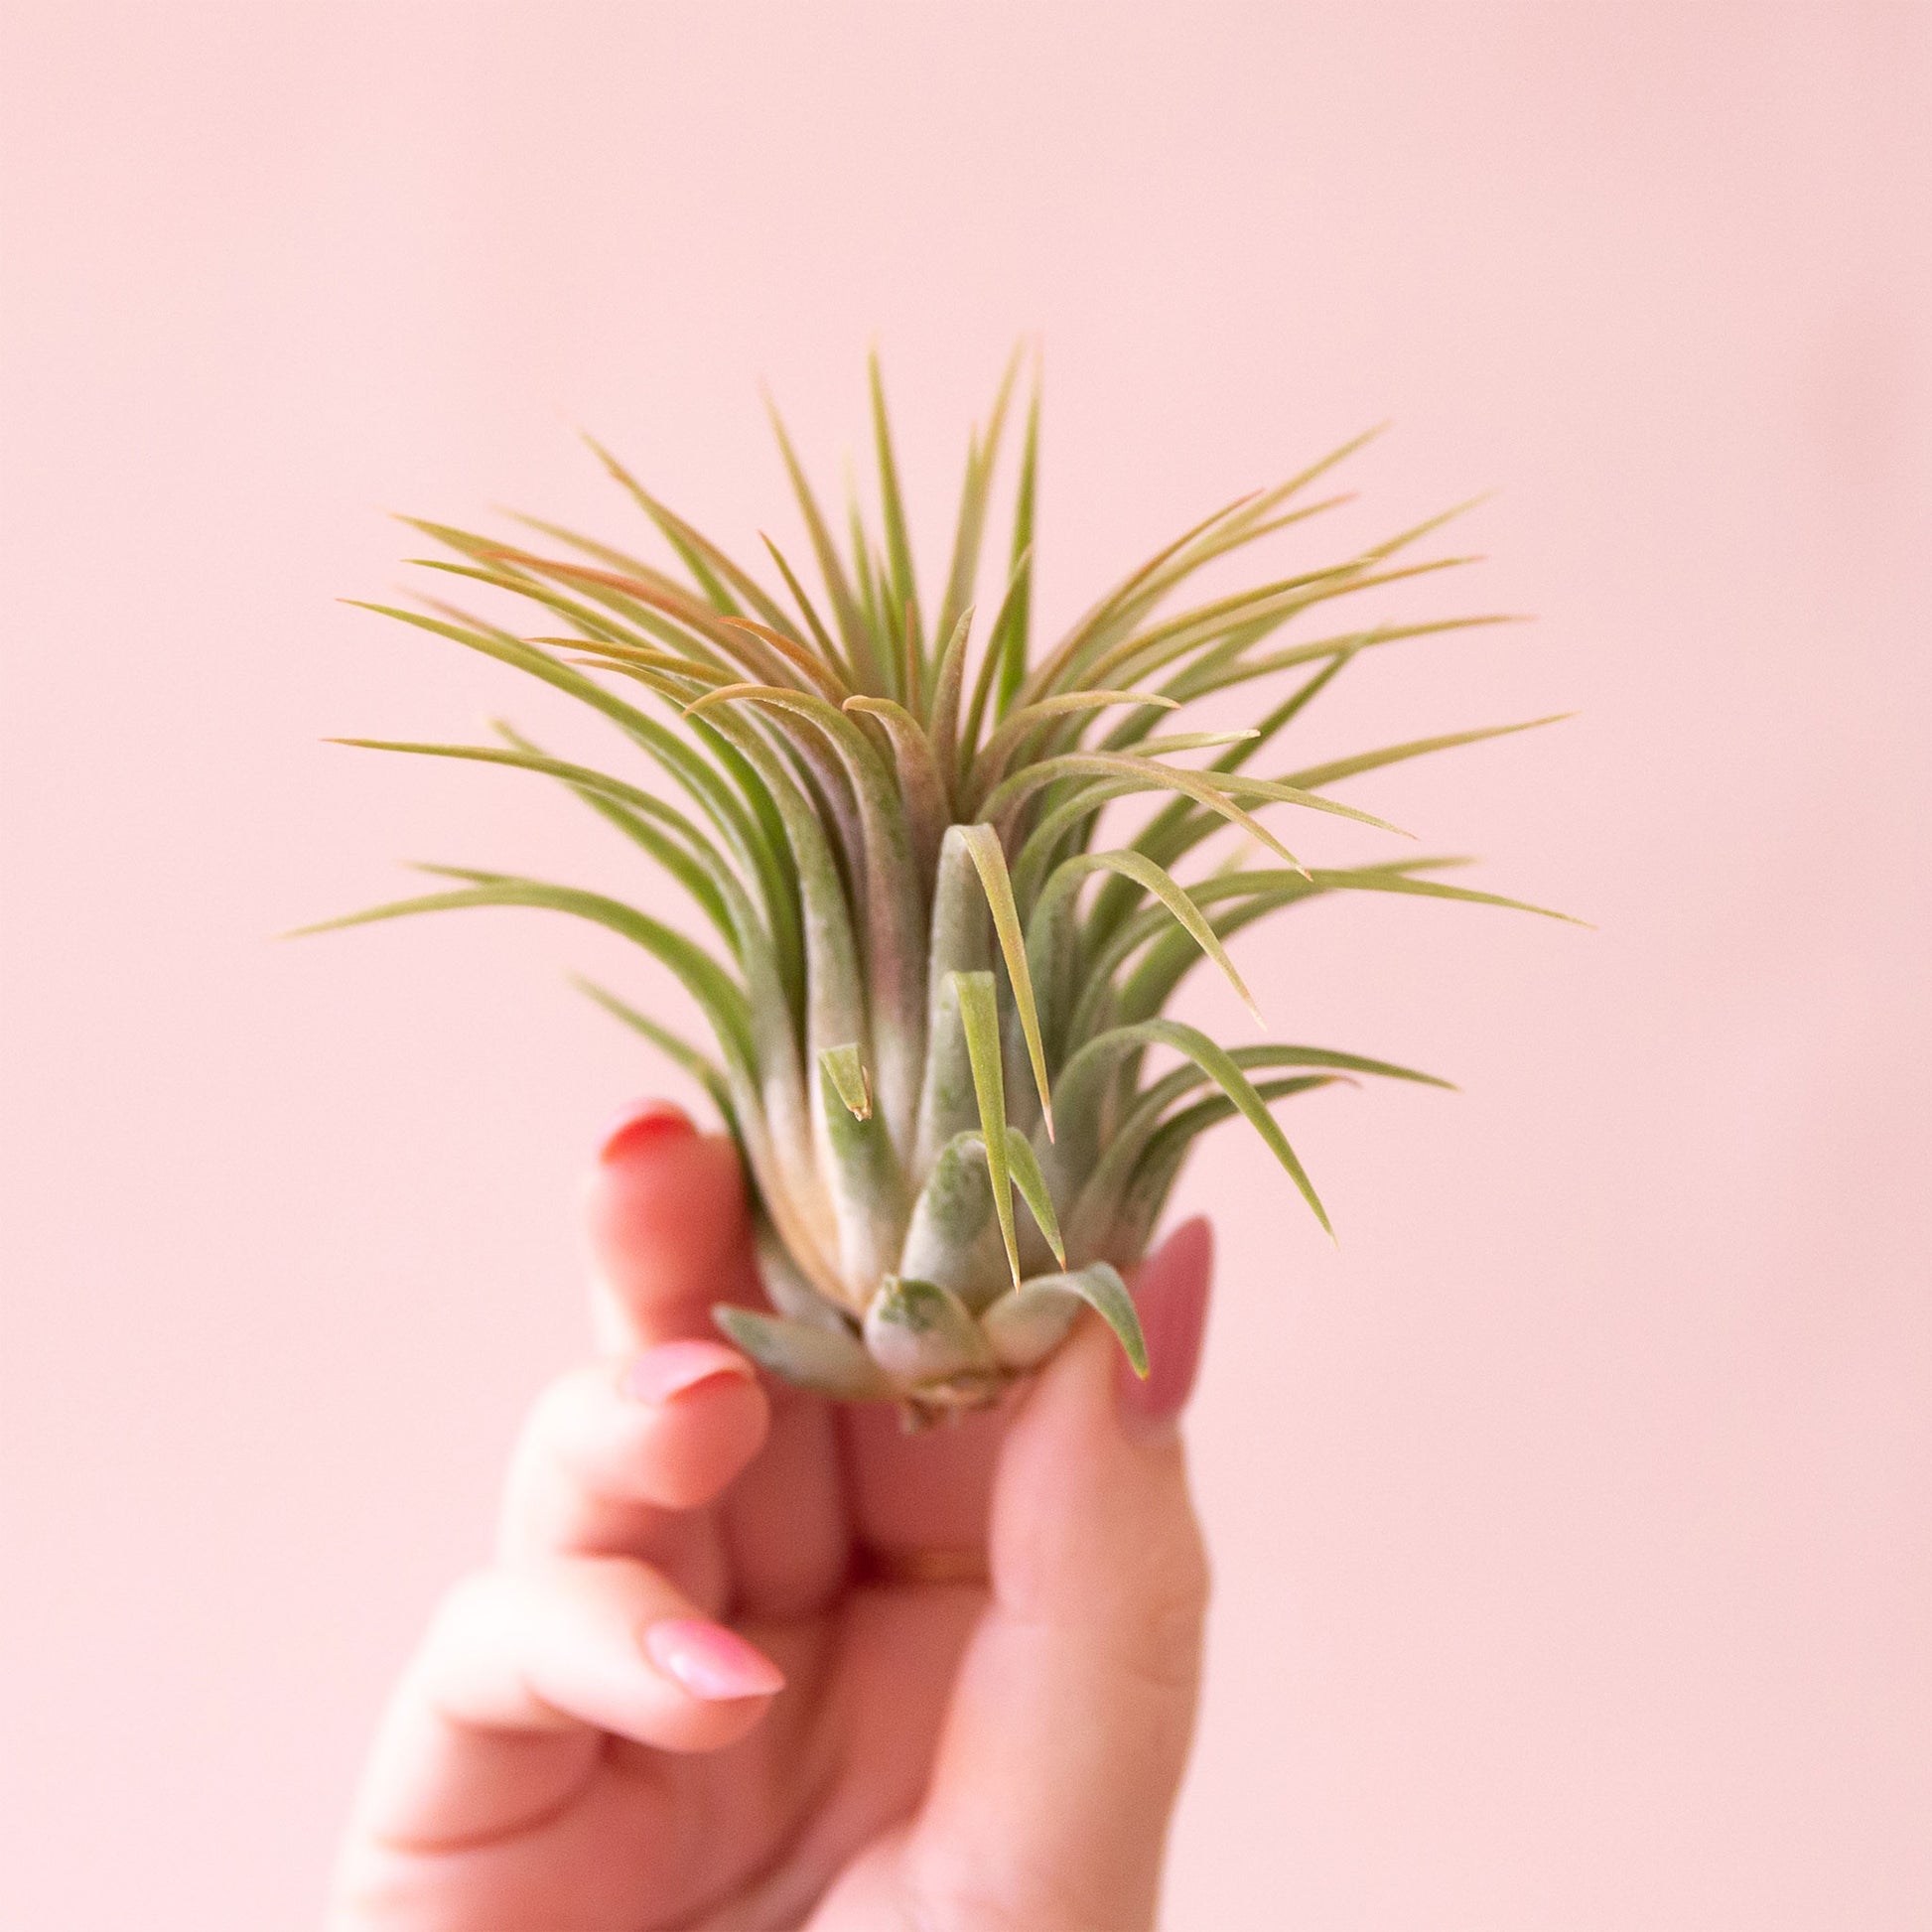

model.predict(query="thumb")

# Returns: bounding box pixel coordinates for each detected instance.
[905,1219,1215,1932]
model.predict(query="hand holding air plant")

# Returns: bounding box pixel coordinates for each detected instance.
[325,355,1569,1921]
[331,1109,1215,1927]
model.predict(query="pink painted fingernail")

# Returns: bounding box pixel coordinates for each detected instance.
[1118,1217,1213,1444]
[622,1340,755,1406]
[642,1618,785,1700]
[599,1099,695,1166]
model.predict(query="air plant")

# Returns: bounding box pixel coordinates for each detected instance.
[311,352,1570,1424]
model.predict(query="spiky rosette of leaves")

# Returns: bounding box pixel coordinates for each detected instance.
[309,352,1573,1424]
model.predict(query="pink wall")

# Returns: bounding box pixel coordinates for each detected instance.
[2,5,1926,1926]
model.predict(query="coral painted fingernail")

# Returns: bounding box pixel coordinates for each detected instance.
[1118,1217,1213,1444]
[622,1340,755,1406]
[642,1618,785,1700]
[599,1099,695,1165]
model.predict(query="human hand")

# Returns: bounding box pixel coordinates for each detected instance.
[330,1103,1213,1929]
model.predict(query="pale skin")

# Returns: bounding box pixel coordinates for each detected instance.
[331,1101,1216,1930]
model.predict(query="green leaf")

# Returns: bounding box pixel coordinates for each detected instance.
[765,392,879,688]
[572,976,735,1125]
[759,531,849,680]
[863,1276,994,1386]
[924,605,975,807]
[1192,864,1586,929]
[991,725,1420,853]
[540,634,732,686]
[668,669,867,879]
[707,616,850,704]
[969,688,1178,802]
[684,681,928,1149]
[1272,715,1575,792]
[983,1262,1147,1377]
[1135,1073,1343,1174]
[843,693,951,878]
[847,481,892,694]
[815,1039,905,1304]
[957,539,1034,778]
[372,597,809,1007]
[586,436,811,646]
[714,1305,890,1400]
[1002,1127,1066,1268]
[993,380,1038,717]
[952,969,1022,1287]
[991,751,1315,887]
[1082,553,1482,696]
[1020,488,1260,706]
[1072,1060,1354,1264]
[819,1043,873,1120]
[343,602,764,864]
[1090,427,1384,638]
[898,592,924,716]
[1057,1018,1335,1240]
[978,1278,1083,1369]
[898,1130,1008,1310]
[1107,1077,1344,1260]
[752,1214,853,1329]
[1128,729,1263,758]
[499,507,669,587]
[585,438,743,619]
[651,694,871,1152]
[292,876,759,1077]
[870,351,923,663]
[329,735,744,953]
[424,550,759,680]
[484,539,790,673]
[935,345,1023,653]
[1085,650,1359,942]
[1094,1044,1449,1193]
[912,833,999,1173]
[1035,849,1262,1028]
[1161,614,1524,709]
[1207,771,1412,839]
[1061,1260,1148,1376]
[1110,860,1580,1027]
[953,823,1055,1139]
[1149,636,1358,749]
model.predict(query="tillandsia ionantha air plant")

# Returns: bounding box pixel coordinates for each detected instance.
[310,350,1572,1426]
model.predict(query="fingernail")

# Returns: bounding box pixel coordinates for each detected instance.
[642,1618,785,1700]
[599,1099,695,1166]
[1118,1217,1213,1445]
[622,1340,755,1406]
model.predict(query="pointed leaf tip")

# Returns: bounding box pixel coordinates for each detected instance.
[1066,1263,1149,1376]
[819,1043,873,1121]
[1003,1129,1066,1268]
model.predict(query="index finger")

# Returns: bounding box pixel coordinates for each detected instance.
[580,1101,759,1353]
[585,1103,855,1619]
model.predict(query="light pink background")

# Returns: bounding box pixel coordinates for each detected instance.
[2,6,1927,1927]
